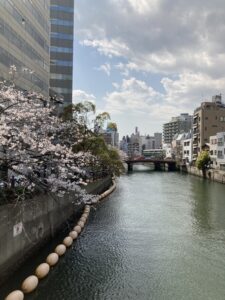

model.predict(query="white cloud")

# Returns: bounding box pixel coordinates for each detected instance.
[81,39,129,58]
[104,74,225,121]
[76,0,225,77]
[104,77,166,117]
[162,72,225,109]
[73,90,96,104]
[75,0,225,135]
[96,63,111,76]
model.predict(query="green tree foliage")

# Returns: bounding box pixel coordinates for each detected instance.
[107,122,117,131]
[196,151,210,170]
[95,112,110,129]
[62,103,124,178]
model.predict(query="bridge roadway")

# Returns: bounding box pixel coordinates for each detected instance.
[125,158,177,171]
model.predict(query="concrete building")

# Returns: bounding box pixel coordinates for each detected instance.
[163,144,172,159]
[103,128,119,148]
[172,132,192,163]
[182,136,193,164]
[120,136,129,153]
[121,128,162,157]
[209,132,225,170]
[154,133,162,149]
[50,0,74,105]
[193,95,225,160]
[141,133,162,150]
[128,133,141,157]
[0,0,50,96]
[163,114,193,144]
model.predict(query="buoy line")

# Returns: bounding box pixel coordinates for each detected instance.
[5,179,116,300]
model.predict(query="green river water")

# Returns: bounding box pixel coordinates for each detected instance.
[1,168,225,300]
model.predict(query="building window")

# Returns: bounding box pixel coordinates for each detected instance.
[218,151,223,158]
[51,32,73,40]
[50,73,72,80]
[50,46,73,53]
[50,60,73,67]
[51,19,73,26]
[51,5,74,13]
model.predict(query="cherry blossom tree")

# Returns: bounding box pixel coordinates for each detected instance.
[0,81,94,202]
[0,71,124,203]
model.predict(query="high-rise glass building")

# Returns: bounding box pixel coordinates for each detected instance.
[0,0,50,96]
[50,0,74,105]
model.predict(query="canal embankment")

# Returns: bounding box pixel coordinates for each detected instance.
[185,166,225,184]
[0,176,112,286]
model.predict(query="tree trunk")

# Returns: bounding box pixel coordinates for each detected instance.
[0,162,8,183]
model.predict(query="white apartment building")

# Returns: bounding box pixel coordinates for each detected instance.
[163,144,172,159]
[209,132,225,170]
[182,138,192,164]
[171,131,192,163]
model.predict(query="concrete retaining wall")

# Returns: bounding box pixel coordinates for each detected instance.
[0,177,112,284]
[186,166,225,184]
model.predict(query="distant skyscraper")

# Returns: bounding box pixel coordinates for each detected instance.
[50,0,74,105]
[0,0,50,96]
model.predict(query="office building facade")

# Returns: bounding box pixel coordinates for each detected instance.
[50,0,74,105]
[0,0,50,96]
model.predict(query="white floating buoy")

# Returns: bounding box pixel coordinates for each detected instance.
[69,231,78,240]
[80,216,86,223]
[77,221,85,228]
[63,236,73,247]
[73,225,82,234]
[35,263,50,279]
[82,212,89,218]
[21,275,39,294]
[46,253,59,266]
[5,290,24,300]
[55,244,66,256]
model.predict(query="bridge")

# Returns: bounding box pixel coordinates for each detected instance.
[125,158,177,172]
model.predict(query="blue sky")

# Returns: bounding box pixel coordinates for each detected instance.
[73,0,225,138]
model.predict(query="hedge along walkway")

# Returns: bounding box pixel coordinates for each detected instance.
[5,179,116,300]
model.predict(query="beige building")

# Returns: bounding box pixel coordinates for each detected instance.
[193,95,225,160]
[0,0,50,96]
[163,113,193,144]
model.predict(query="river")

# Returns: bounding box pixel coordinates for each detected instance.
[2,169,225,299]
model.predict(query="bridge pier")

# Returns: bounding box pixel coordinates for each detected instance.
[127,163,133,172]
[154,162,162,171]
[168,162,176,171]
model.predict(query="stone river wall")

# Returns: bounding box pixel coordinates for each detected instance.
[186,166,225,184]
[0,176,112,285]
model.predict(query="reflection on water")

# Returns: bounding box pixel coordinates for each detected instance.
[1,171,225,300]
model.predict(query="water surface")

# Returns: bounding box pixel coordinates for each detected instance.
[3,170,225,300]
